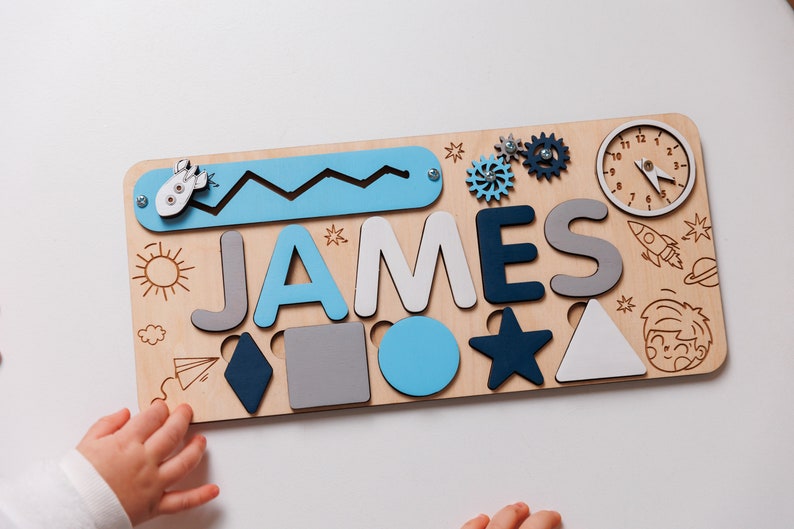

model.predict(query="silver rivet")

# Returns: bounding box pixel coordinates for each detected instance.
[427,168,441,181]
[644,160,654,171]
[484,170,497,183]
[136,195,149,208]
[505,140,517,153]
[540,148,553,161]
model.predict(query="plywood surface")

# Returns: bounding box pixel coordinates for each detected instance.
[123,113,727,423]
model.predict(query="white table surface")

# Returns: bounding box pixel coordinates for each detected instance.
[1,1,792,528]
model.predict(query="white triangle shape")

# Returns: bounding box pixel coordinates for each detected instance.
[556,299,647,382]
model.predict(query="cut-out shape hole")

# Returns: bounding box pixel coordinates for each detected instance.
[220,335,240,363]
[270,330,285,360]
[567,302,588,327]
[285,248,311,284]
[370,320,393,347]
[486,309,504,335]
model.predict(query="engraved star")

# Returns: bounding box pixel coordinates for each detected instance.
[682,213,712,242]
[468,307,553,390]
[616,295,636,313]
[324,224,348,246]
[444,142,465,163]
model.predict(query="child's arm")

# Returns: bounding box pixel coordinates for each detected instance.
[77,400,219,526]
[460,502,561,529]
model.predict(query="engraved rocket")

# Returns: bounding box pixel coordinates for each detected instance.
[628,221,683,269]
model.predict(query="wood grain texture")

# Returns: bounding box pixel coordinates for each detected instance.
[123,113,727,423]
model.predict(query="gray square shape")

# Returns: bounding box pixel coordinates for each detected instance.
[284,322,370,409]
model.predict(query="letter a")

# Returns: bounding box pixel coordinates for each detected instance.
[254,225,348,328]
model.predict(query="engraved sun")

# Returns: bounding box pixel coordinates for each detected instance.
[132,242,194,301]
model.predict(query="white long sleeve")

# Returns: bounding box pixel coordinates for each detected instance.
[0,449,132,529]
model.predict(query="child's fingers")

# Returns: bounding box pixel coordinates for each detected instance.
[157,483,220,515]
[487,502,531,529]
[144,403,193,460]
[158,434,207,486]
[118,400,170,443]
[520,511,562,529]
[459,514,490,529]
[79,408,131,442]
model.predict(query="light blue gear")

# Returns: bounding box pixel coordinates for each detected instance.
[466,154,514,202]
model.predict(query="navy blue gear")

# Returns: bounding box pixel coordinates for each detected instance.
[520,132,570,180]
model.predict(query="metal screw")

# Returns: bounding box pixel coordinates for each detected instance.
[484,170,497,183]
[539,147,553,161]
[427,168,441,181]
[505,140,517,154]
[644,160,654,171]
[136,195,149,208]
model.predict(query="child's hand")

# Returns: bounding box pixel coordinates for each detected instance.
[461,502,561,529]
[76,401,219,526]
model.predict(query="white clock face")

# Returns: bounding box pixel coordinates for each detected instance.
[596,120,696,217]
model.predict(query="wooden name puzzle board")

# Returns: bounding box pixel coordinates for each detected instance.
[123,113,727,423]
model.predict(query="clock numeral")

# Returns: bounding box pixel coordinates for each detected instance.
[616,182,622,190]
[674,161,680,170]
[620,140,631,149]
[608,152,622,161]
[654,137,660,146]
[667,147,673,156]
[646,194,652,204]
[635,134,646,143]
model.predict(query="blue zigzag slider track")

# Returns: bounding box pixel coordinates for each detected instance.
[189,165,409,215]
[133,146,442,232]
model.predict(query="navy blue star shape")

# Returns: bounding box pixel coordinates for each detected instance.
[469,307,553,390]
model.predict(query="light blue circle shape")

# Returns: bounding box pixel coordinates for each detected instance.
[378,316,460,397]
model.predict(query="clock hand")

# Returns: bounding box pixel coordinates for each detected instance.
[654,165,675,184]
[634,157,661,194]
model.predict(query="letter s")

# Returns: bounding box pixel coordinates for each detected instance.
[544,199,623,298]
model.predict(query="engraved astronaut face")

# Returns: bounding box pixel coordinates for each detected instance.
[641,298,712,373]
[645,330,707,372]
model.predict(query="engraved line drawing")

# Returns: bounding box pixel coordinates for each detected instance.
[151,377,176,404]
[138,324,166,345]
[187,165,410,217]
[150,357,220,405]
[444,142,465,163]
[682,213,712,242]
[174,357,220,390]
[628,221,683,269]
[641,296,712,372]
[132,242,194,300]
[684,257,719,287]
[324,224,349,246]
[616,295,636,313]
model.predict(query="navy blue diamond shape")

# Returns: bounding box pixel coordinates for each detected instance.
[224,332,273,414]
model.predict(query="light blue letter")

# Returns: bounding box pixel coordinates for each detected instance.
[254,225,348,328]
